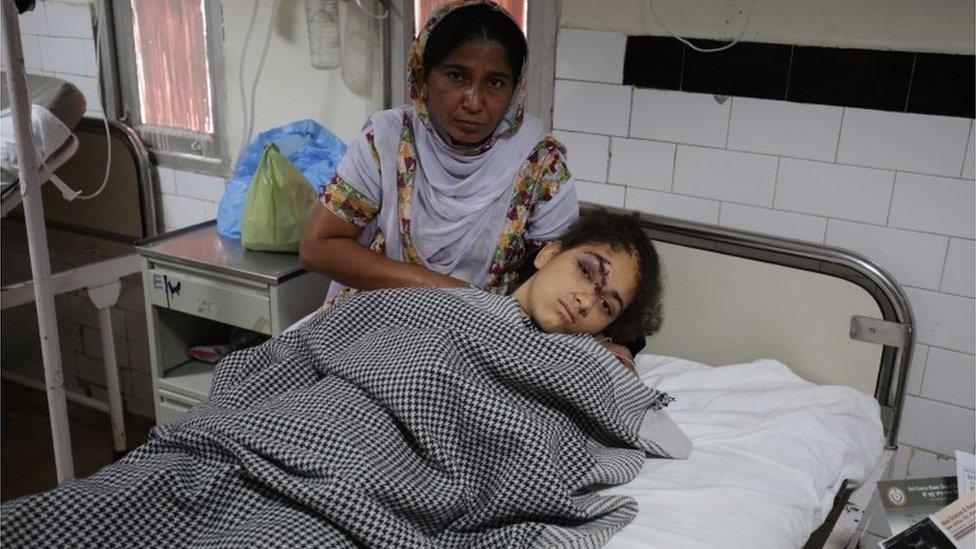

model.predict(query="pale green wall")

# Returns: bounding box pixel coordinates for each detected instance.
[220,0,385,169]
[559,0,975,55]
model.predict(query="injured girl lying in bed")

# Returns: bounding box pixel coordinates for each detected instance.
[2,212,693,548]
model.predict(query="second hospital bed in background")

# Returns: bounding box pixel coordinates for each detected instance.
[1,53,158,482]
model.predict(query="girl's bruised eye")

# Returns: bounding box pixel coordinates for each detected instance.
[579,253,608,290]
[579,254,600,277]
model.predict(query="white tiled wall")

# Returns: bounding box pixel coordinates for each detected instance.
[631,89,730,148]
[824,221,948,290]
[963,124,975,179]
[727,98,843,162]
[153,166,223,230]
[554,28,976,477]
[942,238,976,297]
[837,109,971,177]
[553,80,631,136]
[18,1,102,116]
[722,203,827,243]
[888,173,976,238]
[625,187,720,224]
[774,159,895,225]
[906,345,928,395]
[154,167,226,232]
[608,137,674,191]
[903,287,975,354]
[575,180,625,208]
[555,29,626,84]
[673,145,777,206]
[552,131,609,182]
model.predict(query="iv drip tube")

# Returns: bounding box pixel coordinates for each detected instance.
[236,0,281,167]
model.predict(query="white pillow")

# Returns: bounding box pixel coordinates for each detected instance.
[603,355,885,549]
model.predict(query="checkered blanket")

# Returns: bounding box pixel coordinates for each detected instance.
[2,288,690,548]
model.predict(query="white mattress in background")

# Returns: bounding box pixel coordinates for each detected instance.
[604,355,885,549]
[0,103,72,188]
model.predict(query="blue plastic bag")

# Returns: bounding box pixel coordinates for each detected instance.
[217,119,346,239]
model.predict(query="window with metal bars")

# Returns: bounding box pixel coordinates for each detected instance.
[110,0,228,175]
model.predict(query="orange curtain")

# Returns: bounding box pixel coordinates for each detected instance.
[416,0,527,37]
[131,0,213,133]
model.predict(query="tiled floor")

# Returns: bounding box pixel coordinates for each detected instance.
[1,380,154,502]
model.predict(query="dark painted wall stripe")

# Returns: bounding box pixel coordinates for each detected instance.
[907,54,975,117]
[788,47,914,112]
[683,40,792,101]
[622,37,975,119]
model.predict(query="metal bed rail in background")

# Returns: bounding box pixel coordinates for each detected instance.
[2,118,160,238]
[583,203,915,451]
[582,204,914,548]
[75,117,160,240]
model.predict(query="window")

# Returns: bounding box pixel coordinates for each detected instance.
[110,0,227,175]
[131,1,213,134]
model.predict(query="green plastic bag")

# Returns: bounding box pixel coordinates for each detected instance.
[241,143,318,252]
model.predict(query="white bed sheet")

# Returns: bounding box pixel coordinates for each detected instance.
[0,103,71,188]
[604,354,884,549]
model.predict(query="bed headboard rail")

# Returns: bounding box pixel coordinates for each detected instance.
[40,118,158,239]
[582,204,914,449]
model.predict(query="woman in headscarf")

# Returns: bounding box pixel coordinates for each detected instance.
[299,0,579,304]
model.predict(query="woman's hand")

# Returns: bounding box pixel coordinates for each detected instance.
[299,204,471,290]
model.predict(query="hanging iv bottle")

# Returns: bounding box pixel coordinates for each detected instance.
[305,0,341,69]
[340,0,378,96]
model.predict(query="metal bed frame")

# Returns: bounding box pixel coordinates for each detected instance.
[589,204,914,548]
[619,209,914,450]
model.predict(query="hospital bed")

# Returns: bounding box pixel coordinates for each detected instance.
[0,194,909,548]
[277,202,909,548]
[581,203,912,548]
[0,74,83,214]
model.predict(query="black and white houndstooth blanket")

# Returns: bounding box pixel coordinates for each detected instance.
[2,288,690,548]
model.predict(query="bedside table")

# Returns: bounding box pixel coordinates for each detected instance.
[135,222,331,424]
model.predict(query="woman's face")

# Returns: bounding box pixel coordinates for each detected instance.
[420,39,516,146]
[512,242,639,336]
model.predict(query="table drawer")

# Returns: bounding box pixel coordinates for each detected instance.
[146,267,272,334]
[155,389,198,425]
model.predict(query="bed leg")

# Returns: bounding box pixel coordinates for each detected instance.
[88,282,128,457]
[824,447,896,548]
